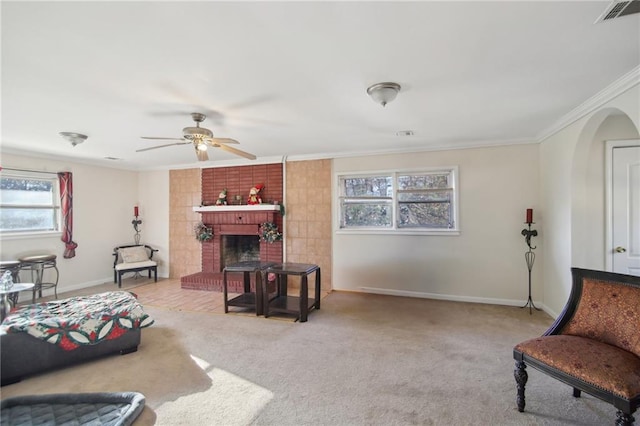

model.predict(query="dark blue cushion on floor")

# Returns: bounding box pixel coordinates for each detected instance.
[0,392,145,426]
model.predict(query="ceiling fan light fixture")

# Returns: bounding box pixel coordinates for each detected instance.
[183,126,213,140]
[59,132,88,147]
[139,112,256,161]
[367,82,401,107]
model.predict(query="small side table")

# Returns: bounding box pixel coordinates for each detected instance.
[0,283,35,321]
[223,261,275,316]
[18,254,59,302]
[264,263,320,322]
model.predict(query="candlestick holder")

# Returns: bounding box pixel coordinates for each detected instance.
[132,215,142,245]
[521,223,540,314]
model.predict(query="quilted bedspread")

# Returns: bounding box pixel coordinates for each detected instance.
[0,291,154,351]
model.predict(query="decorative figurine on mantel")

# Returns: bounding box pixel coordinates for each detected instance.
[247,183,264,205]
[216,188,228,205]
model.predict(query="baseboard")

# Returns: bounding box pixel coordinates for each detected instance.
[56,277,115,294]
[357,286,550,312]
[41,273,170,297]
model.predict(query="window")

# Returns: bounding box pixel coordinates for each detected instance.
[338,168,458,234]
[0,172,61,234]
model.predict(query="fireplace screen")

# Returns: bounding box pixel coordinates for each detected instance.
[221,235,261,268]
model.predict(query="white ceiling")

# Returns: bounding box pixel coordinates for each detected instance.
[2,1,639,171]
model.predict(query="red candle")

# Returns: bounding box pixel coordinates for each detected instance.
[526,208,533,224]
[134,206,139,217]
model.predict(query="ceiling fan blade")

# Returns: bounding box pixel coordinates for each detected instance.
[196,147,209,161]
[136,142,191,152]
[141,137,186,141]
[206,137,239,145]
[214,143,257,160]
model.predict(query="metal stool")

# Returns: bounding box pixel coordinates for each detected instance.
[18,254,59,303]
[0,261,22,305]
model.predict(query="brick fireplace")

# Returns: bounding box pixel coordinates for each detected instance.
[180,164,283,292]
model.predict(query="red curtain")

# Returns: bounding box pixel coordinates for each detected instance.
[58,172,78,258]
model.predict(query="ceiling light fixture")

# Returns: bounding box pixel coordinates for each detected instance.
[59,132,88,147]
[196,143,208,151]
[367,82,401,107]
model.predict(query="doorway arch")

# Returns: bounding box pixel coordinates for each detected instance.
[571,109,639,270]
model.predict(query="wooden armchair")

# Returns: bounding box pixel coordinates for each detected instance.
[113,245,158,287]
[513,268,640,425]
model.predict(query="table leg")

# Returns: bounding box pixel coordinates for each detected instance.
[35,263,44,298]
[264,275,270,318]
[280,275,288,297]
[243,271,251,293]
[256,270,264,316]
[315,268,321,310]
[300,274,309,322]
[223,270,229,313]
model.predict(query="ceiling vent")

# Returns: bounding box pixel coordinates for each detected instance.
[595,0,640,23]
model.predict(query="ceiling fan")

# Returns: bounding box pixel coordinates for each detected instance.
[138,112,256,161]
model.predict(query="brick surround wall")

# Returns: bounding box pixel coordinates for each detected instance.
[180,163,284,291]
[285,159,332,291]
[170,161,332,292]
[201,164,283,208]
[169,169,201,279]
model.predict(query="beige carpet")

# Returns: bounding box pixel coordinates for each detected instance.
[0,289,617,425]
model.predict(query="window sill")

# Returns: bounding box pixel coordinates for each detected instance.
[0,231,62,241]
[336,229,460,236]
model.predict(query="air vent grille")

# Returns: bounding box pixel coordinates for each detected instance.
[604,1,630,20]
[597,0,640,22]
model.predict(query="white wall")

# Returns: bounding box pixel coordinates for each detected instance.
[540,84,640,316]
[138,170,170,278]
[1,154,143,294]
[333,143,541,307]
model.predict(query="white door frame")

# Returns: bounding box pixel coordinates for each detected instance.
[605,139,640,272]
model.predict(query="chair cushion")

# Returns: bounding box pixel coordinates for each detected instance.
[118,247,149,263]
[561,277,640,357]
[115,260,156,271]
[515,334,640,399]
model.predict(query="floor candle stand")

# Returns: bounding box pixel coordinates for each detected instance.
[132,213,143,278]
[132,215,142,245]
[521,222,541,314]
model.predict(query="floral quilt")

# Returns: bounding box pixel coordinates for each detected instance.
[1,291,154,351]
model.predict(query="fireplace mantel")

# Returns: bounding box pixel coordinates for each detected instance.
[193,205,281,213]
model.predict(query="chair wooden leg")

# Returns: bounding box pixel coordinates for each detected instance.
[616,410,635,426]
[514,361,528,412]
[573,388,581,398]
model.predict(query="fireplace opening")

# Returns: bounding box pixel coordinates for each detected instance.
[222,235,260,268]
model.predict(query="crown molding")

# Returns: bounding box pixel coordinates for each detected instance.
[284,137,537,162]
[536,65,640,142]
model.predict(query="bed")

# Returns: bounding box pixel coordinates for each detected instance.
[1,291,153,386]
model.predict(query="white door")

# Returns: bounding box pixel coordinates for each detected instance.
[611,144,640,276]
